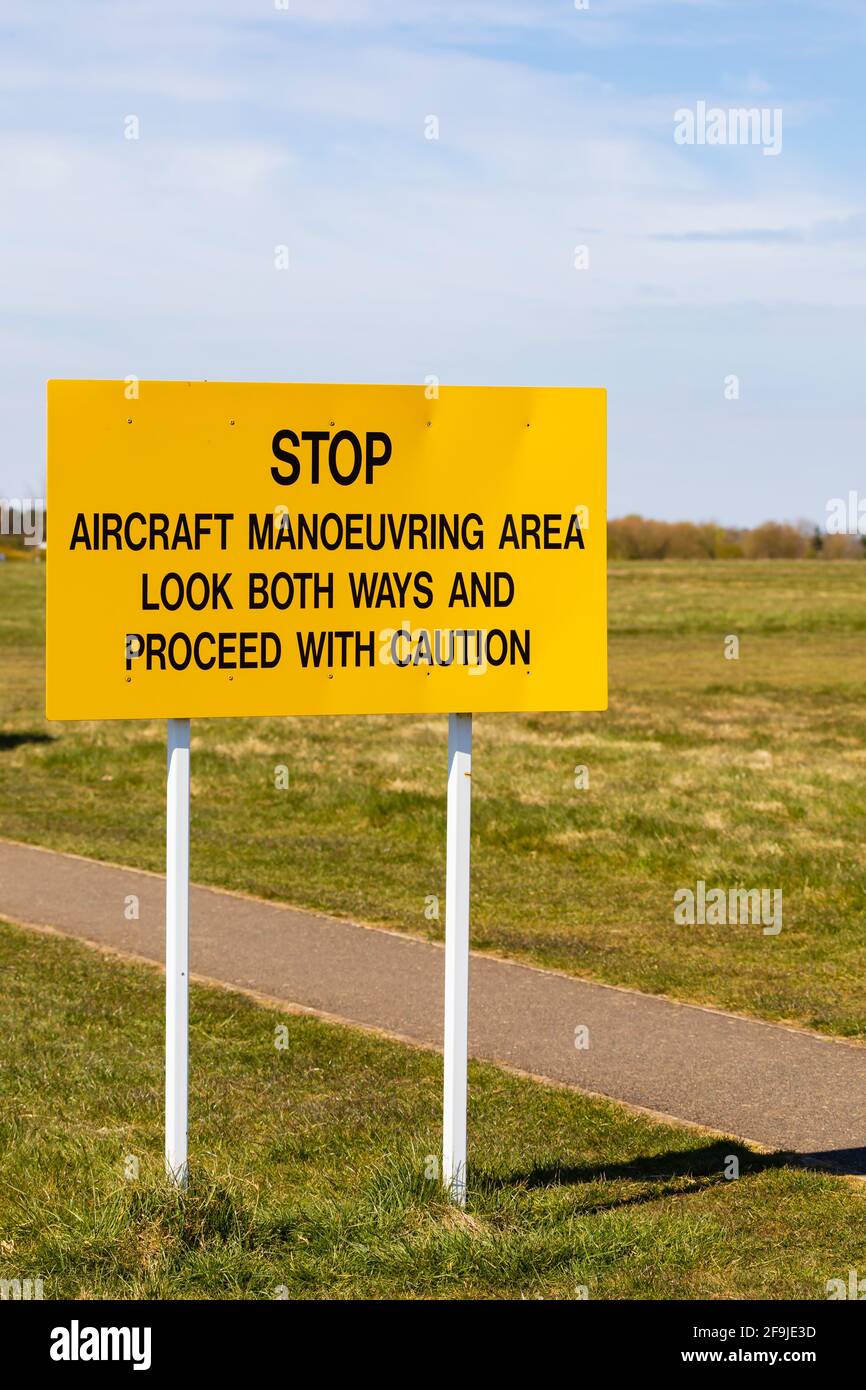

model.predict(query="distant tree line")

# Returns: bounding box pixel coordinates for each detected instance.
[607,516,866,560]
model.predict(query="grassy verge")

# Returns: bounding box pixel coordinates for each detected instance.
[1,921,864,1300]
[1,561,865,1035]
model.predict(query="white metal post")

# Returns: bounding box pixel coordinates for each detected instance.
[443,711,472,1205]
[165,718,190,1187]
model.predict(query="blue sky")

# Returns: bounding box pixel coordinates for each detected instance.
[1,0,864,525]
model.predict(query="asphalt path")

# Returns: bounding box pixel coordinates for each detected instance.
[2,836,864,1173]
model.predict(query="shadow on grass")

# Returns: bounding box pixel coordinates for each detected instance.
[0,731,55,752]
[794,1147,866,1177]
[476,1140,787,1210]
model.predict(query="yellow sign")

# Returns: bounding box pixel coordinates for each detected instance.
[46,381,606,720]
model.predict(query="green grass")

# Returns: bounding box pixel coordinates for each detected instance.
[1,560,866,1036]
[2,920,863,1300]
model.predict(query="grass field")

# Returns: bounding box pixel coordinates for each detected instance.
[2,920,864,1300]
[1,559,865,1036]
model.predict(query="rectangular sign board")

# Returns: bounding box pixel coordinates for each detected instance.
[46,381,606,719]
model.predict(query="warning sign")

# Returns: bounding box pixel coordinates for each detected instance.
[46,381,607,719]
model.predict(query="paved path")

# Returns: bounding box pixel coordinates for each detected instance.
[1,836,864,1173]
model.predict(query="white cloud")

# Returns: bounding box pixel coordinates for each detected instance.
[0,0,863,521]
